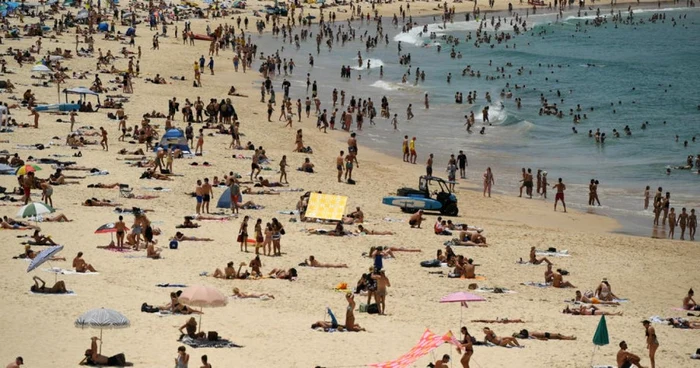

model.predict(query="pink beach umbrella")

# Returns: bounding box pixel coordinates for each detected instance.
[179,285,228,332]
[439,292,486,327]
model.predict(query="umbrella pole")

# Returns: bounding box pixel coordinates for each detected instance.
[99,328,103,354]
[589,345,597,367]
[198,308,203,332]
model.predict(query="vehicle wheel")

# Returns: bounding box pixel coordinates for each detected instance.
[441,203,458,216]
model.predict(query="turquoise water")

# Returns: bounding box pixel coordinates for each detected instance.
[254,5,700,235]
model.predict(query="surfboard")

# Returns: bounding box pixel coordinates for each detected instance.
[382,196,427,209]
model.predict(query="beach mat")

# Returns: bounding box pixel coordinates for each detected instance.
[30,290,76,295]
[44,267,99,275]
[178,336,242,349]
[521,282,551,288]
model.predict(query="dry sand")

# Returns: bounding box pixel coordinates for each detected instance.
[1,1,699,367]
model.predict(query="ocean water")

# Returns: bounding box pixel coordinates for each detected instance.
[253,5,700,236]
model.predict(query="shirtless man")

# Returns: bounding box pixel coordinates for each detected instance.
[73,252,97,272]
[683,288,699,310]
[99,127,108,151]
[336,151,344,182]
[617,341,645,368]
[529,246,552,265]
[433,355,450,368]
[553,178,567,212]
[348,132,358,157]
[372,270,391,315]
[409,210,425,228]
[211,261,237,279]
[544,263,554,283]
[463,258,477,279]
[194,179,203,214]
[5,357,23,368]
[552,269,575,288]
[201,178,213,214]
[305,255,347,268]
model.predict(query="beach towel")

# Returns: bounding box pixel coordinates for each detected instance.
[536,250,570,257]
[30,290,76,295]
[96,245,133,252]
[156,283,187,287]
[230,295,272,301]
[44,267,99,275]
[516,260,537,265]
[278,210,299,215]
[178,336,242,349]
[123,255,163,259]
[142,187,171,191]
[521,282,551,288]
[88,170,110,176]
[475,287,516,294]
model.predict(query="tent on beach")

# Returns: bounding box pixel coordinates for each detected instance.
[216,187,243,209]
[153,129,191,153]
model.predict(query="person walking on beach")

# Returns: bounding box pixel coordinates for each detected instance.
[409,137,417,164]
[689,209,697,241]
[678,208,688,240]
[457,150,468,179]
[553,178,567,212]
[426,153,433,176]
[402,135,409,162]
[668,208,676,239]
[483,167,494,197]
[100,127,108,151]
[406,104,414,120]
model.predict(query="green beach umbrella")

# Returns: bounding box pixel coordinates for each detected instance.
[16,202,55,218]
[592,315,609,346]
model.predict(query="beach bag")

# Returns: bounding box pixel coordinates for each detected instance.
[160,169,171,174]
[207,331,219,341]
[367,303,379,314]
[547,247,557,252]
[169,240,179,249]
[359,303,368,313]
[347,178,356,185]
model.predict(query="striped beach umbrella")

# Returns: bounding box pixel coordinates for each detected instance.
[16,202,55,218]
[76,308,130,353]
[26,245,64,273]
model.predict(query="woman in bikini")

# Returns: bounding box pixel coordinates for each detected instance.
[267,268,297,280]
[31,230,57,245]
[115,215,126,248]
[562,305,623,316]
[344,293,365,332]
[83,198,121,207]
[457,326,474,367]
[30,276,68,294]
[483,327,519,347]
[356,225,394,235]
[249,255,262,277]
[512,329,576,340]
[263,223,273,256]
[232,287,274,299]
[643,320,658,368]
[483,167,494,197]
[173,232,213,242]
[238,216,249,252]
[212,262,237,279]
[254,218,263,255]
[279,155,288,184]
[179,317,206,339]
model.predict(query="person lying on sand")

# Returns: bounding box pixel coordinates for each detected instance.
[529,246,552,265]
[575,290,619,305]
[256,176,285,187]
[552,269,575,288]
[179,317,206,339]
[146,243,162,259]
[72,252,97,273]
[617,341,645,368]
[241,186,280,195]
[562,305,623,316]
[471,319,525,324]
[39,213,72,222]
[177,216,200,228]
[512,329,576,340]
[1,216,41,230]
[667,317,700,329]
[30,276,68,294]
[30,230,57,245]
[173,231,213,242]
[117,148,145,155]
[125,193,159,200]
[87,183,123,189]
[268,268,297,280]
[82,337,127,367]
[83,198,121,207]
[683,288,700,311]
[303,255,348,268]
[228,86,249,97]
[483,327,520,347]
[160,292,202,315]
[232,287,274,299]
[355,225,394,235]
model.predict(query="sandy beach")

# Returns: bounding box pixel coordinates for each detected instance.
[1,0,699,367]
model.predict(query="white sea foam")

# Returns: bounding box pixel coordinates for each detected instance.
[393,18,531,47]
[350,58,385,70]
[370,80,398,91]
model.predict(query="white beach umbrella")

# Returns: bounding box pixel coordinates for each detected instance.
[75,308,130,353]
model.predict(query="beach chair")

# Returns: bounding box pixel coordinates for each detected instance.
[119,184,132,198]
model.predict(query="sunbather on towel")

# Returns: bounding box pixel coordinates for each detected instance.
[160,292,202,314]
[667,317,700,329]
[311,308,343,331]
[31,229,57,245]
[268,268,297,280]
[30,276,68,294]
[73,252,97,273]
[232,287,274,299]
[483,327,520,347]
[552,269,575,288]
[82,337,127,366]
[176,216,200,228]
[304,255,347,268]
[471,319,525,324]
[529,246,552,265]
[575,290,619,305]
[179,317,206,340]
[355,225,394,235]
[87,183,123,189]
[241,186,280,195]
[512,329,576,340]
[173,231,213,242]
[562,305,623,316]
[1,216,40,230]
[23,245,65,261]
[39,213,72,222]
[83,198,121,207]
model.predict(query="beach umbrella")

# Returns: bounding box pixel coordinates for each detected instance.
[17,202,55,218]
[76,308,130,354]
[439,292,485,328]
[179,285,227,332]
[26,245,63,273]
[95,222,129,244]
[590,315,609,365]
[15,163,41,176]
[31,64,52,74]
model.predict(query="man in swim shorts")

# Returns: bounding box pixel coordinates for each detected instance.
[553,178,567,212]
[195,179,203,214]
[409,210,425,228]
[202,178,213,214]
[617,341,644,368]
[336,151,344,182]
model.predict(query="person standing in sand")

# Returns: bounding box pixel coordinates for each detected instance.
[195,129,204,155]
[238,216,249,252]
[202,178,213,214]
[195,179,203,215]
[100,127,108,151]
[279,155,288,184]
[642,320,658,368]
[483,167,494,198]
[426,153,433,176]
[28,107,39,128]
[115,215,126,249]
[22,172,33,205]
[553,178,567,212]
[372,270,391,315]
